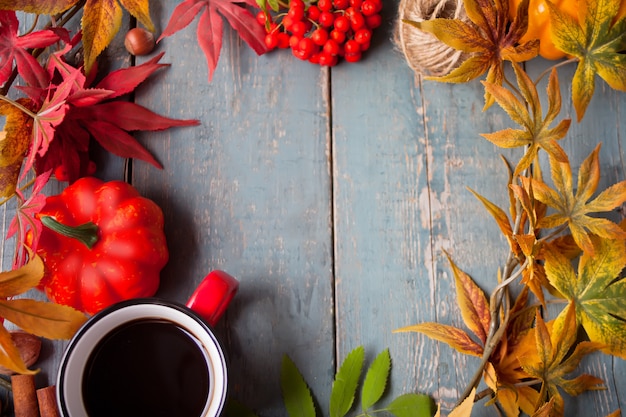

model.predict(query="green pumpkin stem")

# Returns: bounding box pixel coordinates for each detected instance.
[41,216,99,249]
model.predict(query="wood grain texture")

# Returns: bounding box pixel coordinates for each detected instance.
[132,2,335,415]
[4,3,626,417]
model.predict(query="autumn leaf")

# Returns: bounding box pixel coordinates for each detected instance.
[0,253,86,374]
[158,0,268,82]
[395,322,483,357]
[0,10,61,88]
[484,288,540,416]
[467,187,518,256]
[0,325,38,374]
[7,171,51,269]
[0,250,44,297]
[439,387,475,417]
[517,308,604,416]
[81,0,154,73]
[21,67,76,181]
[1,0,155,74]
[0,0,79,14]
[547,0,626,121]
[526,145,626,255]
[481,63,570,177]
[544,235,626,358]
[531,398,555,417]
[404,0,539,108]
[0,98,33,198]
[445,251,491,344]
[0,298,87,339]
[34,53,199,182]
[395,255,488,357]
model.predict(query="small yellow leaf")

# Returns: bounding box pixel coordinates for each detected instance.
[0,299,86,340]
[0,0,78,14]
[394,322,483,357]
[0,253,44,298]
[531,398,555,417]
[82,0,124,74]
[448,387,475,417]
[605,410,621,417]
[0,325,37,375]
[81,0,155,73]
[445,251,491,344]
[0,100,34,198]
[119,0,155,31]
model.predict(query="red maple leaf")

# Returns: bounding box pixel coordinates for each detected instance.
[34,53,200,182]
[0,10,61,88]
[158,0,268,81]
[7,170,52,269]
[21,68,77,181]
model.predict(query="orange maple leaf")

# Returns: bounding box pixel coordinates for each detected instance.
[403,0,538,108]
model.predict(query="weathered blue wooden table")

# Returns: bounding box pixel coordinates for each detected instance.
[9,0,626,416]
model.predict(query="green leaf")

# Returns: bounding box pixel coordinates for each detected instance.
[545,236,626,358]
[330,346,365,417]
[547,0,626,121]
[361,348,391,410]
[387,393,436,417]
[281,355,317,417]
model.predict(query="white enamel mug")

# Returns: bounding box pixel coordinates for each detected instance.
[56,270,239,417]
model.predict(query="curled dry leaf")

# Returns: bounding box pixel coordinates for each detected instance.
[0,331,41,375]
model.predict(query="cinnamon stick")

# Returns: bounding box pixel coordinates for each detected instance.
[11,374,39,417]
[37,385,60,417]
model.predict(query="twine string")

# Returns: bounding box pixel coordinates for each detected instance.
[394,0,468,77]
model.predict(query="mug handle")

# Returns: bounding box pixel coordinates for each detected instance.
[186,270,239,327]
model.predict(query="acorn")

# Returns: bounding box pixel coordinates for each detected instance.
[124,28,156,56]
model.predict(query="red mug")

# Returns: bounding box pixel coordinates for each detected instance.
[56,270,239,417]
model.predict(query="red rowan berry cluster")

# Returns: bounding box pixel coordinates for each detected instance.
[257,0,382,66]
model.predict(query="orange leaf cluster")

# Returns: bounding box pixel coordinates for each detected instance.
[401,0,626,416]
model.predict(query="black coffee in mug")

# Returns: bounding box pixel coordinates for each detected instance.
[82,319,210,417]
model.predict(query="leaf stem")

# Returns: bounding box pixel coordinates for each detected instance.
[0,95,37,118]
[538,224,568,243]
[0,177,37,207]
[533,58,578,85]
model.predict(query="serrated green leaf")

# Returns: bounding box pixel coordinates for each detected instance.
[387,393,436,417]
[255,0,266,9]
[361,349,391,410]
[281,355,317,417]
[330,346,365,417]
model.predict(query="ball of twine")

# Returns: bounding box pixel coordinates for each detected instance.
[394,0,469,77]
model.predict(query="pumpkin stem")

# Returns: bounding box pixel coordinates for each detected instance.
[41,216,99,249]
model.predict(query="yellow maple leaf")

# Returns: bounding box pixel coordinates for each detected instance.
[81,0,154,73]
[481,63,570,178]
[404,0,538,108]
[526,145,626,255]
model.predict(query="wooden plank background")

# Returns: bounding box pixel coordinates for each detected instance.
[5,1,626,416]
